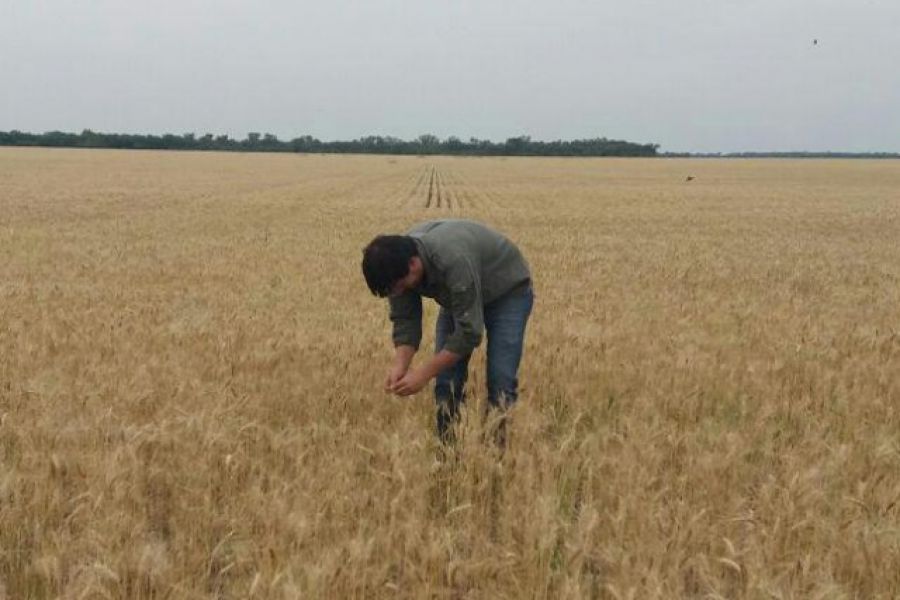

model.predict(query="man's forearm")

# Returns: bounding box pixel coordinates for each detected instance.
[420,349,461,380]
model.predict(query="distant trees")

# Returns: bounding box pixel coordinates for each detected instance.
[4,129,899,157]
[416,134,441,153]
[0,129,661,157]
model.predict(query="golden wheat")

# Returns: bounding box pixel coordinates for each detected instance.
[1,148,899,598]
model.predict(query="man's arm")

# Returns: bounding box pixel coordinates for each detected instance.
[389,292,423,349]
[419,349,461,380]
[393,344,417,370]
[385,292,422,392]
[392,254,480,397]
[440,255,484,357]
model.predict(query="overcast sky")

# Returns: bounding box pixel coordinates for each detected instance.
[1,0,898,153]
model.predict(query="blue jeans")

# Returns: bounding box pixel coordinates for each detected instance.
[434,284,534,440]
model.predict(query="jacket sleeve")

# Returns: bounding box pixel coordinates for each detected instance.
[441,255,484,356]
[389,292,423,349]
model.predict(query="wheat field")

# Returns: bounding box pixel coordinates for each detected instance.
[1,148,899,598]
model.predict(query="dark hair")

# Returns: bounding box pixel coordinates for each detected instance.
[362,235,419,297]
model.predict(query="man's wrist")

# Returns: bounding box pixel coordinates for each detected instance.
[394,345,416,366]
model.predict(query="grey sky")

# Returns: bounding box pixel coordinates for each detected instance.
[2,0,898,153]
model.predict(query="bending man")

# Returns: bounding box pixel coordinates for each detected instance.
[362,219,534,443]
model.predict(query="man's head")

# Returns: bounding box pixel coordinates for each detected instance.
[362,235,424,297]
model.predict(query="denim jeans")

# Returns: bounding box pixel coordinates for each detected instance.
[434,283,534,440]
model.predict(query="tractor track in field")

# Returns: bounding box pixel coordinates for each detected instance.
[434,168,451,210]
[425,167,436,209]
[398,166,431,209]
[396,164,509,214]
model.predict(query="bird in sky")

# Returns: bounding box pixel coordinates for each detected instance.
[813,39,818,46]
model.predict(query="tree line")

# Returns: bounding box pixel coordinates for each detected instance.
[0,130,660,157]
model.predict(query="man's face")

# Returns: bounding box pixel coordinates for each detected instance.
[388,258,421,297]
[389,271,416,297]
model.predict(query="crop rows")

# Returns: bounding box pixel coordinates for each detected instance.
[398,164,509,215]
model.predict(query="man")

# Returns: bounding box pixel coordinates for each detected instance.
[362,219,534,444]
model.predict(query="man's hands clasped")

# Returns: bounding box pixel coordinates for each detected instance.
[384,346,459,398]
[385,364,429,396]
[389,368,430,396]
[384,363,407,393]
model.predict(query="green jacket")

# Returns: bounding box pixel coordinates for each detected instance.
[389,219,531,355]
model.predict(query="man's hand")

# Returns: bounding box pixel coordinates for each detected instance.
[387,349,461,397]
[391,368,431,396]
[384,363,408,393]
[385,345,417,393]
